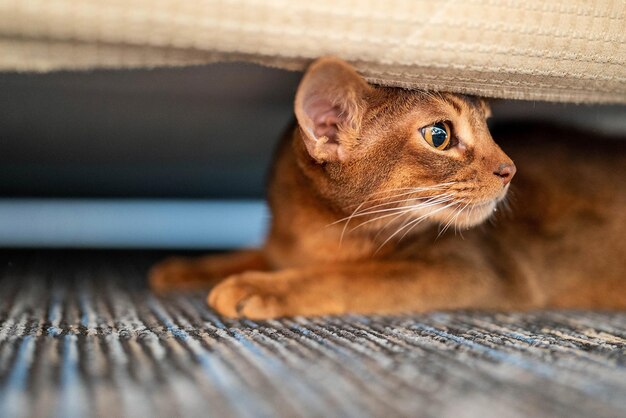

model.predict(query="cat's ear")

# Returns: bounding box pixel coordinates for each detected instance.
[294,57,371,163]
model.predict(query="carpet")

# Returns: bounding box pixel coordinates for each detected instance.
[0,251,625,418]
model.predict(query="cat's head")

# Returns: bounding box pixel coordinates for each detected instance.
[294,57,515,233]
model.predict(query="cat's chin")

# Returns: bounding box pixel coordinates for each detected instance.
[449,185,511,229]
[455,200,499,228]
[426,196,504,231]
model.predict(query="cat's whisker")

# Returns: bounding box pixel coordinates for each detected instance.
[350,194,456,220]
[437,206,460,239]
[452,204,465,236]
[349,194,447,216]
[348,197,455,234]
[375,201,459,254]
[331,193,456,227]
[459,203,478,237]
[355,184,452,200]
[359,189,459,212]
[336,189,436,242]
[359,182,456,197]
[333,182,461,245]
[343,183,457,210]
[339,198,370,245]
[397,205,451,243]
[438,201,471,239]
[428,200,468,237]
[345,195,457,231]
[377,201,460,252]
[455,202,472,238]
[436,206,455,238]
[373,210,415,241]
[397,210,435,243]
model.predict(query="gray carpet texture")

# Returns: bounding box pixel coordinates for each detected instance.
[0,251,625,418]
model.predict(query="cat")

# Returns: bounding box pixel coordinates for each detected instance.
[150,57,626,319]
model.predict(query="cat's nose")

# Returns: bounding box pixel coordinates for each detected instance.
[493,162,516,185]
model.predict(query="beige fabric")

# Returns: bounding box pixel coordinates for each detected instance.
[0,0,624,103]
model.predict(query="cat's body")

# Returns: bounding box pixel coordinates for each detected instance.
[150,57,626,319]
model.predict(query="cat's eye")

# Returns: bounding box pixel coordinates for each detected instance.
[420,121,451,150]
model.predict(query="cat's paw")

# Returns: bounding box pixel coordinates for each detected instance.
[208,272,287,319]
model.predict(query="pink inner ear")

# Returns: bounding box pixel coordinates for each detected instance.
[305,98,342,142]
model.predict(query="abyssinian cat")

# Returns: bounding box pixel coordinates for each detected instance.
[150,57,626,319]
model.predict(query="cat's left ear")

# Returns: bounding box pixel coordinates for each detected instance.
[295,57,371,163]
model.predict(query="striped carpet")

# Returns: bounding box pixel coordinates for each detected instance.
[0,251,625,418]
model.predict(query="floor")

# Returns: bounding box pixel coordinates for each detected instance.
[0,251,625,418]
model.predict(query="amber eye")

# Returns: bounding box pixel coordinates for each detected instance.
[420,121,451,150]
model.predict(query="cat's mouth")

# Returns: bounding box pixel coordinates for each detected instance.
[446,188,509,229]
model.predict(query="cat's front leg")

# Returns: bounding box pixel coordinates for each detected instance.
[149,249,268,294]
[208,261,533,319]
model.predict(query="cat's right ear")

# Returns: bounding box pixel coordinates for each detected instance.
[294,57,371,163]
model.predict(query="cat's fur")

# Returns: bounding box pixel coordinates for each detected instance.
[150,57,626,319]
